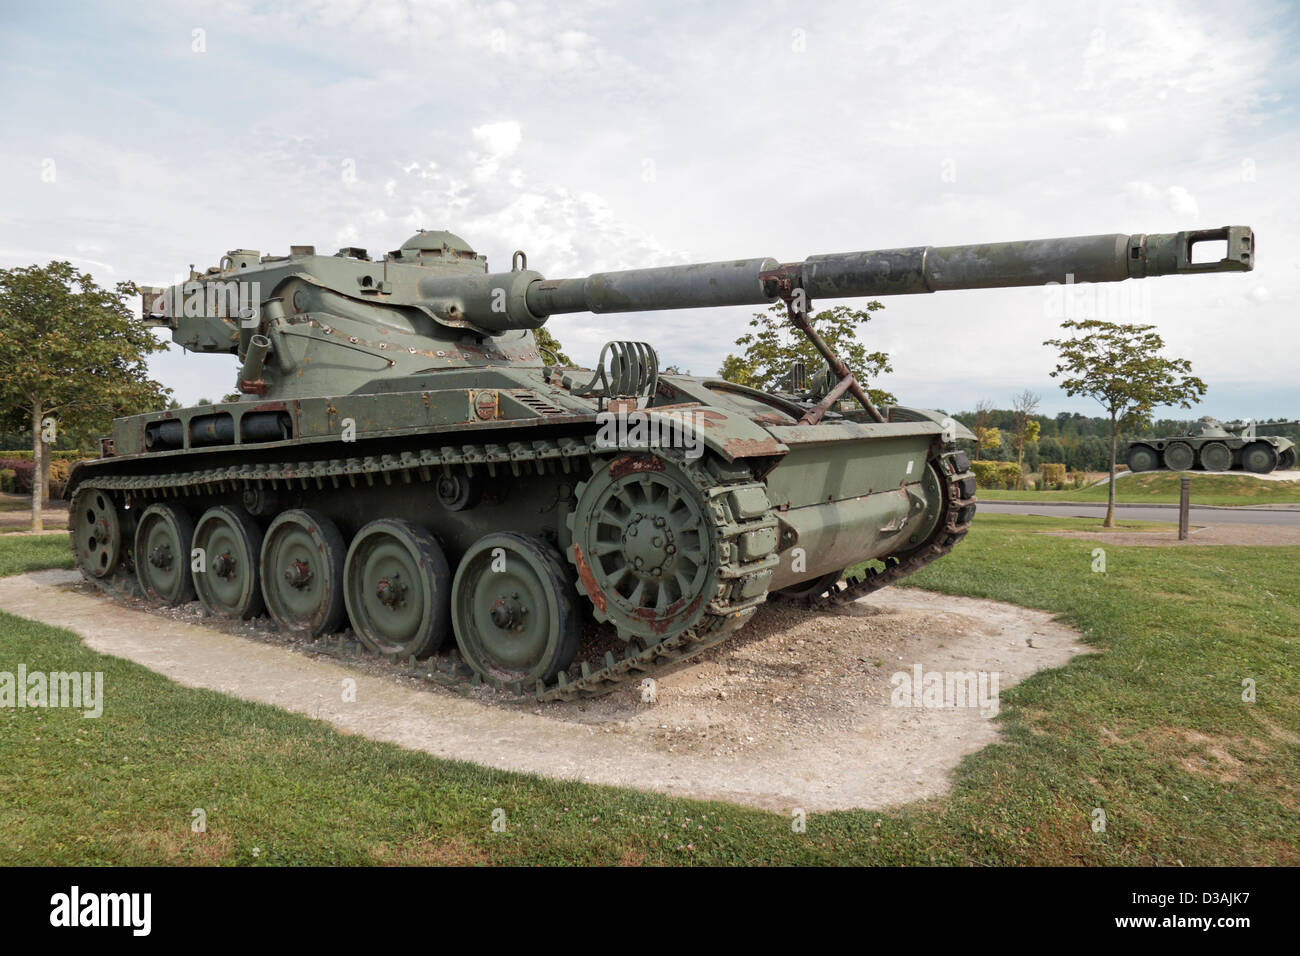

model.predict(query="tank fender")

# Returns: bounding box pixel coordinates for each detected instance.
[620,404,790,463]
[883,406,976,441]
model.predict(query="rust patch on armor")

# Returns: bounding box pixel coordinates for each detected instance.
[608,455,665,479]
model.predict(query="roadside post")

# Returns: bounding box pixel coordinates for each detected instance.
[1178,477,1191,540]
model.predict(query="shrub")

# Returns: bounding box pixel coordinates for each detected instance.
[48,459,73,499]
[997,462,1023,489]
[0,468,15,494]
[1041,463,1066,486]
[970,460,1001,488]
[0,449,86,461]
[0,459,34,493]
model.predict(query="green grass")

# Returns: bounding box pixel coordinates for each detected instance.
[0,533,72,576]
[985,471,1300,506]
[1,517,1297,865]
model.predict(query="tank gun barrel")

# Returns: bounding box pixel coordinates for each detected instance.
[521,226,1253,319]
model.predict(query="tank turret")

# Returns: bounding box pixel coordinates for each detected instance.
[141,226,1254,405]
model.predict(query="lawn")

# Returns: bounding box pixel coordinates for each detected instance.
[984,471,1300,507]
[0,533,73,577]
[0,516,1296,865]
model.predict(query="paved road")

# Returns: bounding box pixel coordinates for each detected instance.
[978,501,1300,526]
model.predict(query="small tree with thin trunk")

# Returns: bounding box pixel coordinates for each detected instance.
[1045,319,1205,527]
[972,399,997,461]
[1010,389,1042,485]
[0,262,170,531]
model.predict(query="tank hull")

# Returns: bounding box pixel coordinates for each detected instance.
[69,369,975,698]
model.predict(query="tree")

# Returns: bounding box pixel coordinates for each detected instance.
[976,426,1002,458]
[1010,390,1042,484]
[1045,319,1205,527]
[534,326,572,366]
[972,399,1001,460]
[717,353,757,388]
[0,262,171,531]
[719,302,896,405]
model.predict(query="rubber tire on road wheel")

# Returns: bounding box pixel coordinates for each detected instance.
[261,509,347,636]
[345,519,452,659]
[1241,442,1277,474]
[1162,442,1195,471]
[451,533,580,686]
[193,505,265,620]
[1199,442,1232,472]
[1127,445,1159,473]
[134,503,197,606]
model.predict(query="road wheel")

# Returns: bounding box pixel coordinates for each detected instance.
[261,510,347,636]
[451,533,580,686]
[1163,442,1194,471]
[1242,442,1278,474]
[134,503,196,605]
[345,519,451,658]
[1127,445,1159,472]
[1278,447,1297,471]
[193,505,264,619]
[71,487,125,579]
[1199,442,1232,472]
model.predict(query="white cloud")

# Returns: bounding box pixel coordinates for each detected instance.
[1166,185,1200,218]
[0,0,1294,417]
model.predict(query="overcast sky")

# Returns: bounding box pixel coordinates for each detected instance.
[2,0,1296,419]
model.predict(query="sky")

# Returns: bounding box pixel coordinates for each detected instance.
[2,0,1297,420]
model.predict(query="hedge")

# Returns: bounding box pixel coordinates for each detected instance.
[970,460,1024,490]
[0,449,88,461]
[0,457,74,498]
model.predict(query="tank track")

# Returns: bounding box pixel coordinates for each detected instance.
[769,447,976,610]
[70,441,973,702]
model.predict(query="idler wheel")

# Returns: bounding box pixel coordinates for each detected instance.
[193,505,265,619]
[261,509,347,636]
[71,487,124,579]
[451,533,579,685]
[134,503,196,605]
[345,518,451,658]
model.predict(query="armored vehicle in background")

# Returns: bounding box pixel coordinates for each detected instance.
[69,225,1254,699]
[1128,417,1297,474]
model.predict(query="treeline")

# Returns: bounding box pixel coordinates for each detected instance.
[951,409,1299,473]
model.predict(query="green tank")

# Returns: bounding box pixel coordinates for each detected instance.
[1127,417,1296,474]
[68,225,1255,699]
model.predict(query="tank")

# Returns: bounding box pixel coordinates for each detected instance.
[1127,417,1296,474]
[68,225,1255,699]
